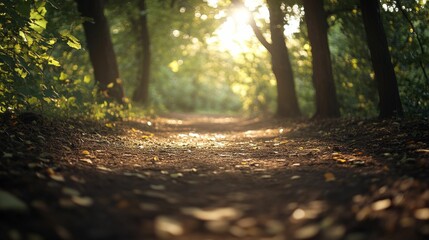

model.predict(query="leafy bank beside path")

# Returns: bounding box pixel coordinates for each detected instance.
[0,114,429,239]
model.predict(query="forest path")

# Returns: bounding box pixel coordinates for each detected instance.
[1,114,429,240]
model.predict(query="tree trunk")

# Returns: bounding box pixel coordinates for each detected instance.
[234,0,300,117]
[75,0,124,103]
[303,0,340,118]
[360,0,403,118]
[266,0,301,117]
[132,0,151,103]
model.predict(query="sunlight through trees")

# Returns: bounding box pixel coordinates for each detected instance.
[1,0,428,118]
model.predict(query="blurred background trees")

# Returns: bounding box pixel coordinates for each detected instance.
[1,0,428,119]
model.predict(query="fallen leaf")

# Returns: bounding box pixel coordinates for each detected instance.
[416,149,429,154]
[170,173,183,178]
[230,225,246,237]
[324,172,336,182]
[154,216,184,238]
[63,146,72,151]
[70,175,86,184]
[50,174,65,182]
[123,172,146,179]
[150,185,166,191]
[414,208,429,220]
[265,220,285,234]
[236,217,258,228]
[80,158,93,164]
[219,154,232,157]
[28,163,41,168]
[205,220,230,233]
[371,199,391,211]
[181,207,242,221]
[294,224,320,239]
[97,166,112,172]
[2,152,13,158]
[292,208,306,220]
[62,187,80,196]
[71,196,93,207]
[324,225,346,239]
[335,158,347,163]
[81,150,90,155]
[0,190,28,212]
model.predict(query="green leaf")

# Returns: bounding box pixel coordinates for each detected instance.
[48,58,60,67]
[61,30,81,50]
[29,3,47,33]
[66,39,81,50]
[59,72,68,81]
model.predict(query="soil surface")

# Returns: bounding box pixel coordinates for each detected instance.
[1,113,429,240]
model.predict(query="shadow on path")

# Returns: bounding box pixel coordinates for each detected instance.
[0,114,428,240]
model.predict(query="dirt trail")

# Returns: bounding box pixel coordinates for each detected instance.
[0,114,428,240]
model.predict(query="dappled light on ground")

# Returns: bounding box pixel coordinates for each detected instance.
[1,114,428,239]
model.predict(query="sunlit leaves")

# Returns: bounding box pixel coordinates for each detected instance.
[60,30,81,50]
[29,2,47,33]
[0,0,114,118]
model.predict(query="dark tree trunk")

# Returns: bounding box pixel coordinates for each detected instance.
[132,0,151,103]
[360,0,403,118]
[267,0,301,117]
[303,0,340,118]
[75,0,124,103]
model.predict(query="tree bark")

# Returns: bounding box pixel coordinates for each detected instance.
[267,0,301,117]
[232,0,300,117]
[132,0,151,103]
[303,0,340,118]
[360,0,403,117]
[75,0,124,103]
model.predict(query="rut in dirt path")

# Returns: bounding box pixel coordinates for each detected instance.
[1,114,429,240]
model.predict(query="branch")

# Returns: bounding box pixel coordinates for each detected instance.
[249,17,272,53]
[395,0,428,84]
[231,0,272,53]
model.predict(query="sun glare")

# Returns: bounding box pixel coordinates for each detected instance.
[208,8,254,56]
[207,0,301,56]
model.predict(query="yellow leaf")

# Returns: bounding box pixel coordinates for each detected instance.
[67,40,81,50]
[107,82,114,88]
[335,158,347,163]
[59,72,68,81]
[81,150,90,155]
[83,75,91,84]
[324,172,336,182]
[48,58,60,67]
